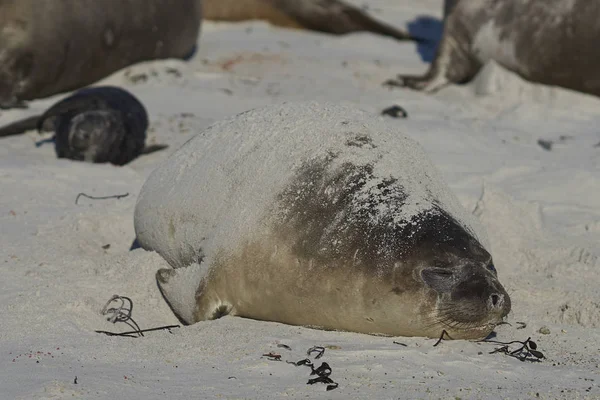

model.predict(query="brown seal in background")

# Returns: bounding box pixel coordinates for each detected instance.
[0,0,202,108]
[203,0,419,41]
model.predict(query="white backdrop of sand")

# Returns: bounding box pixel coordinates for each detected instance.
[0,1,598,399]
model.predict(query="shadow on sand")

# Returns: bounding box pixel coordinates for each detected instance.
[130,238,141,251]
[407,15,444,63]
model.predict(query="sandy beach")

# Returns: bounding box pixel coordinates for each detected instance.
[0,1,598,398]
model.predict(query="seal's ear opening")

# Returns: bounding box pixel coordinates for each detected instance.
[420,268,457,293]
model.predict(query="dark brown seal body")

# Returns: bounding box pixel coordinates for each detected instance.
[386,0,600,97]
[0,0,202,108]
[134,102,511,339]
[203,0,418,41]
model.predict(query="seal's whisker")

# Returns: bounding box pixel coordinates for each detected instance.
[425,310,492,333]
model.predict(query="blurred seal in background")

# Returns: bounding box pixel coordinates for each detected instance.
[0,0,202,108]
[385,0,600,98]
[203,0,421,41]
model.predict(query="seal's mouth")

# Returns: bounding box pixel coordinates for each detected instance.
[441,316,507,331]
[422,292,511,340]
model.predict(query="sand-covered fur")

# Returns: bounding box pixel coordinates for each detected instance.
[135,102,510,339]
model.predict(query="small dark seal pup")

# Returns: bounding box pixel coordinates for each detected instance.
[204,0,421,41]
[0,0,202,108]
[0,86,165,165]
[385,0,600,98]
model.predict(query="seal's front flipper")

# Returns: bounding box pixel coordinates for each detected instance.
[0,115,41,137]
[383,72,450,92]
[142,144,169,155]
[0,97,28,110]
[156,262,208,325]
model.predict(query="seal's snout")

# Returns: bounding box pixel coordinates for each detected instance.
[62,110,126,163]
[488,289,511,318]
[70,129,92,150]
[421,260,511,331]
[490,293,501,307]
[68,112,109,150]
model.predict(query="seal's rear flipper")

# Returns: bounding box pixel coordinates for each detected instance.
[204,0,421,42]
[156,262,207,325]
[279,0,420,41]
[0,115,41,137]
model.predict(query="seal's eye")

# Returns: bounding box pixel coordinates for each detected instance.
[487,263,497,273]
[71,130,92,149]
[421,267,457,293]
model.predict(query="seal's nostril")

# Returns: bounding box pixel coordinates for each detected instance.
[490,294,500,307]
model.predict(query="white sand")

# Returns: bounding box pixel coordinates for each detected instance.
[0,1,598,398]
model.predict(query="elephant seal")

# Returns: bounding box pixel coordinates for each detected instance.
[0,0,202,108]
[385,0,600,98]
[134,101,511,339]
[204,0,421,42]
[0,86,165,165]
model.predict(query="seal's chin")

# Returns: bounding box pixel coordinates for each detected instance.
[438,318,507,340]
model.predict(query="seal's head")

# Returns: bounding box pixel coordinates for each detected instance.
[418,255,511,339]
[55,110,125,163]
[395,207,511,340]
[272,155,511,339]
